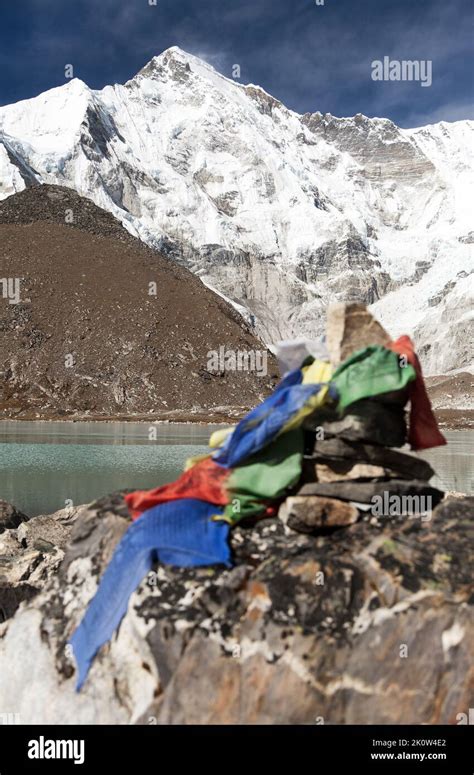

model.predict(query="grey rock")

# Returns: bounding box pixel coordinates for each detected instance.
[0,504,82,623]
[298,479,444,511]
[306,460,390,483]
[326,302,391,365]
[309,437,435,481]
[430,496,474,520]
[0,501,29,534]
[0,492,471,724]
[317,399,407,447]
[0,583,39,624]
[280,496,359,532]
[16,508,79,552]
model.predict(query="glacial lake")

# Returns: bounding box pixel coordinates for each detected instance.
[0,421,472,517]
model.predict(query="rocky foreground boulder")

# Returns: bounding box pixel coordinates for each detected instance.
[0,491,472,724]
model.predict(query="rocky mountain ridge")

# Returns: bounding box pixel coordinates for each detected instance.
[0,185,277,420]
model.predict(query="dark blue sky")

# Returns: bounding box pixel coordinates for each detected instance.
[1,0,473,126]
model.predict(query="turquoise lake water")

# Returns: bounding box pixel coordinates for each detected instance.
[0,422,472,516]
[0,421,222,516]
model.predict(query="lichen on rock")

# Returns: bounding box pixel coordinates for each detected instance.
[0,490,472,724]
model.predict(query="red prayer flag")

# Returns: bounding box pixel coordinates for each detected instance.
[389,335,447,451]
[125,457,231,520]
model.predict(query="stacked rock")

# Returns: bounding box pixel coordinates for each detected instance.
[279,303,445,533]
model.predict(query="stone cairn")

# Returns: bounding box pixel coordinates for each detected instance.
[279,303,444,533]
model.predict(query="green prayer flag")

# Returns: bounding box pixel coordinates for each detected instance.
[332,346,416,410]
[223,429,304,524]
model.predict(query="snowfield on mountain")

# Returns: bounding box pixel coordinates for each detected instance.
[0,46,472,375]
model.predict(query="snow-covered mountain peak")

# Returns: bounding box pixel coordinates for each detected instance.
[128,45,228,91]
[0,48,472,374]
[153,45,208,66]
[0,78,94,154]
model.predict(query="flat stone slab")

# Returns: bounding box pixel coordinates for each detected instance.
[279,496,359,533]
[298,479,444,511]
[308,437,435,481]
[318,399,407,447]
[306,460,389,483]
